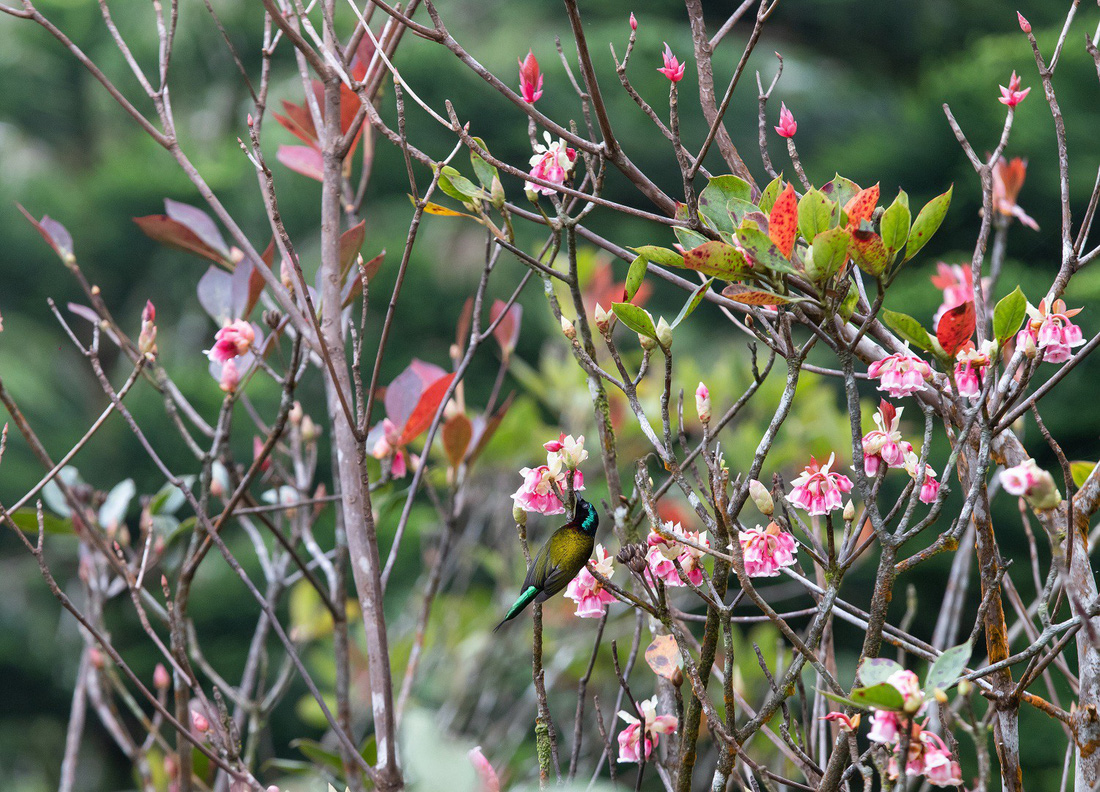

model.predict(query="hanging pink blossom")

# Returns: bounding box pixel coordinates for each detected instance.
[998,71,1031,108]
[616,696,677,763]
[518,51,544,104]
[738,522,798,577]
[788,454,853,515]
[1001,458,1061,510]
[526,132,577,195]
[902,451,940,505]
[867,710,900,744]
[861,400,912,476]
[921,734,964,787]
[1017,298,1084,364]
[218,358,240,393]
[204,319,255,364]
[774,102,797,137]
[370,417,409,479]
[467,747,501,792]
[645,523,709,587]
[867,350,932,398]
[564,544,616,618]
[657,43,686,83]
[954,340,994,401]
[993,157,1039,231]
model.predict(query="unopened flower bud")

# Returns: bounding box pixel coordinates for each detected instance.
[670,667,684,687]
[594,303,611,333]
[513,503,527,526]
[695,382,711,424]
[656,316,673,348]
[154,663,171,690]
[139,300,158,357]
[561,314,576,339]
[958,678,973,696]
[639,333,657,351]
[191,710,210,733]
[490,175,505,209]
[300,415,320,443]
[933,687,949,704]
[525,186,540,203]
[843,500,856,521]
[89,647,105,669]
[288,401,303,425]
[748,479,773,515]
[1017,11,1031,33]
[263,309,282,330]
[629,12,638,31]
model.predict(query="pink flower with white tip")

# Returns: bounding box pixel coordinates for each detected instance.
[518,51,543,104]
[867,349,932,398]
[774,102,797,138]
[738,521,797,577]
[645,523,709,587]
[861,400,912,476]
[512,457,585,516]
[564,544,616,618]
[902,451,940,505]
[204,319,255,364]
[545,433,588,470]
[616,696,677,763]
[954,340,994,401]
[998,71,1031,108]
[1001,458,1061,510]
[1017,298,1084,364]
[887,668,925,713]
[657,43,686,83]
[526,132,577,196]
[789,454,853,515]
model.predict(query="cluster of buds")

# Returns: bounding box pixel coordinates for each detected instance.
[616,543,649,578]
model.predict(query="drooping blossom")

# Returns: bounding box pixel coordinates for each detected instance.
[788,454,853,515]
[1001,458,1062,510]
[861,400,912,476]
[867,710,900,744]
[616,696,678,763]
[370,417,408,479]
[992,157,1039,230]
[204,319,255,364]
[657,43,686,83]
[695,382,711,423]
[526,132,578,195]
[518,51,544,104]
[998,71,1031,108]
[512,457,585,515]
[902,451,940,505]
[738,522,797,577]
[545,433,588,470]
[645,523,709,587]
[774,102,797,138]
[139,300,158,356]
[1016,298,1084,364]
[954,340,995,401]
[920,733,964,787]
[564,544,617,618]
[867,349,932,398]
[467,747,501,792]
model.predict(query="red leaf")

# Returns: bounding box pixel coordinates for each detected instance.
[245,262,266,318]
[165,199,229,258]
[339,220,366,278]
[341,250,386,309]
[275,99,317,145]
[879,399,896,427]
[351,30,377,82]
[490,299,522,355]
[18,204,74,262]
[398,373,457,446]
[134,215,229,265]
[468,392,515,464]
[768,184,798,258]
[936,300,975,356]
[385,359,448,429]
[277,145,324,181]
[844,184,880,230]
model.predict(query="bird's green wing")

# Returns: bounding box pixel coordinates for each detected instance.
[534,528,594,602]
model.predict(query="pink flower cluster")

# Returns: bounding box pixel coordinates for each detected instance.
[657,43,685,83]
[204,319,256,393]
[617,696,677,763]
[861,400,912,476]
[370,417,409,478]
[645,523,709,587]
[564,544,616,618]
[512,434,587,515]
[1001,458,1061,510]
[774,102,797,138]
[738,522,797,577]
[788,454,853,516]
[526,132,578,196]
[1017,298,1084,364]
[954,340,994,401]
[902,451,941,505]
[867,349,932,399]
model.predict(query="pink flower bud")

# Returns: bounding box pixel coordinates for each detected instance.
[998,71,1031,108]
[561,314,576,339]
[629,12,637,31]
[695,382,711,423]
[89,647,105,669]
[774,102,797,138]
[1017,11,1031,33]
[219,358,240,393]
[154,663,171,690]
[191,710,210,733]
[139,300,158,356]
[518,50,544,104]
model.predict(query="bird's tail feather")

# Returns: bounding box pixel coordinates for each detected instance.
[493,585,539,632]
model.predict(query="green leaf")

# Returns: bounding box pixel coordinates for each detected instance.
[625,256,648,301]
[9,508,73,535]
[808,227,850,282]
[682,241,750,279]
[849,682,906,711]
[670,279,713,328]
[736,225,796,275]
[882,309,935,352]
[758,174,784,213]
[699,176,752,233]
[291,739,345,773]
[849,230,890,277]
[798,189,838,240]
[993,286,1027,343]
[924,641,972,694]
[858,657,904,687]
[821,690,865,710]
[469,136,499,190]
[1071,461,1097,488]
[673,226,710,251]
[437,165,487,203]
[904,186,953,262]
[839,278,860,321]
[633,245,685,270]
[880,190,911,258]
[821,174,861,209]
[612,302,657,338]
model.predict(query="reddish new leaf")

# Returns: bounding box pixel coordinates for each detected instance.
[385,360,448,430]
[339,221,366,278]
[490,299,522,356]
[274,99,318,145]
[277,145,324,182]
[844,184,880,230]
[441,413,473,468]
[18,204,74,262]
[768,184,798,258]
[936,300,975,356]
[134,215,229,265]
[340,250,386,309]
[398,373,457,446]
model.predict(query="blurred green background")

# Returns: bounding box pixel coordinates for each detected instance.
[1,0,1098,789]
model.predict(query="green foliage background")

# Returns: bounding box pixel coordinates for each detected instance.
[1,0,1098,789]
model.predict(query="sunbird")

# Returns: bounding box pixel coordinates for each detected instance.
[495,496,600,631]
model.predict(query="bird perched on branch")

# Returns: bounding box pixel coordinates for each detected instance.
[495,497,599,631]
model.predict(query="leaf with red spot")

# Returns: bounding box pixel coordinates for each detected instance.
[18,204,74,263]
[936,300,975,356]
[398,373,457,446]
[768,184,798,258]
[277,145,324,182]
[849,229,889,277]
[490,300,522,356]
[682,241,750,280]
[721,284,792,306]
[134,199,230,265]
[844,184,880,230]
